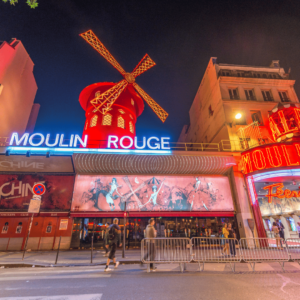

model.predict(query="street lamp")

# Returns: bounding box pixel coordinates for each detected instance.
[235,113,242,120]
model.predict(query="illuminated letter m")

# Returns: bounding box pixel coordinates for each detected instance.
[9,133,29,146]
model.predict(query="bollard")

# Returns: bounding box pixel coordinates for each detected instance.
[55,236,62,265]
[91,235,94,264]
[22,214,34,261]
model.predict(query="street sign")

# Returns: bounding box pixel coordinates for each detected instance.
[32,183,46,196]
[28,195,42,213]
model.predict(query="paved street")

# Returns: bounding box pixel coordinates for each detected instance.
[0,262,300,300]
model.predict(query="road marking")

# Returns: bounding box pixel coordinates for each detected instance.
[0,294,102,300]
[1,268,105,275]
[0,274,110,281]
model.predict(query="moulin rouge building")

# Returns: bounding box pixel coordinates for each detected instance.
[1,35,293,251]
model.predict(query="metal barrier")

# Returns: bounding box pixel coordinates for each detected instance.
[239,238,289,271]
[191,237,241,272]
[141,238,192,272]
[286,238,300,263]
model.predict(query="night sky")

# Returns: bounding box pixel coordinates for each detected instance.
[1,0,300,142]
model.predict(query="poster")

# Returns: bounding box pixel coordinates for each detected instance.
[1,223,8,234]
[71,175,234,212]
[0,174,75,212]
[59,219,68,230]
[255,181,300,216]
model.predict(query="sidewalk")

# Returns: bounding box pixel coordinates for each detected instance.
[0,249,141,267]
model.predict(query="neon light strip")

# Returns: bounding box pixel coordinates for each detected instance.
[247,176,256,204]
[7,147,172,155]
[252,169,300,182]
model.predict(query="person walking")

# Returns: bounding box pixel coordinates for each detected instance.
[272,221,281,249]
[297,222,300,238]
[221,223,229,255]
[103,222,110,257]
[143,218,156,271]
[228,223,236,257]
[104,218,122,272]
[276,219,285,247]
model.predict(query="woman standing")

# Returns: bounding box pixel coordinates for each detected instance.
[222,223,229,255]
[272,221,281,249]
[228,223,236,256]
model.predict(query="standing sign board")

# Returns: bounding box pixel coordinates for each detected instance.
[28,183,45,214]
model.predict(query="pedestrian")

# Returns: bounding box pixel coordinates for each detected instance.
[272,221,281,249]
[227,223,236,256]
[103,222,110,257]
[221,223,229,255]
[276,219,285,247]
[104,218,122,272]
[143,218,156,271]
[297,222,300,238]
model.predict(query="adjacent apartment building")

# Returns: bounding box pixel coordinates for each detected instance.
[178,57,299,150]
[0,38,39,143]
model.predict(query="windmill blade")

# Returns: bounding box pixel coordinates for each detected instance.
[80,30,126,76]
[132,83,169,122]
[131,54,156,78]
[91,79,128,115]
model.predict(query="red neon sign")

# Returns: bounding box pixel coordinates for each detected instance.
[269,105,300,142]
[241,141,300,174]
[263,183,300,203]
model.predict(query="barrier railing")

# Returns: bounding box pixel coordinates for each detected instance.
[191,237,241,272]
[141,237,296,272]
[239,238,289,271]
[141,238,192,272]
[286,238,300,263]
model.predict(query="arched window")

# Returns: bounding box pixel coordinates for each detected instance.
[90,115,98,127]
[131,99,134,106]
[102,114,112,126]
[129,121,134,133]
[118,109,125,114]
[95,91,101,97]
[117,116,125,129]
[129,114,133,119]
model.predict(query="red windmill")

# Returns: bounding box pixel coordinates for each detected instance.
[79,30,169,148]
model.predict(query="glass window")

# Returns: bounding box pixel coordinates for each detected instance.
[278,91,290,103]
[102,114,112,126]
[251,111,263,125]
[228,88,239,100]
[117,116,125,129]
[262,90,274,101]
[287,217,296,231]
[90,115,98,127]
[245,89,256,100]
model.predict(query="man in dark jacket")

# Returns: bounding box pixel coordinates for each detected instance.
[105,218,122,272]
[143,218,156,271]
[103,222,110,257]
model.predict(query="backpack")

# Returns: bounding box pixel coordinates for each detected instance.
[108,225,116,240]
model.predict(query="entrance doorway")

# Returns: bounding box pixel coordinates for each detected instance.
[71,216,237,249]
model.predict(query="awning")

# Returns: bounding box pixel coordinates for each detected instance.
[73,152,237,175]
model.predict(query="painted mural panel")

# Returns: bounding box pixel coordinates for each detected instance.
[71,175,234,212]
[0,174,75,212]
[255,181,300,216]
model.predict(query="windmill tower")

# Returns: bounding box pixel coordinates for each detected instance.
[79,30,169,148]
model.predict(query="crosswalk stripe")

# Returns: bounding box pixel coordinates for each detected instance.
[0,294,102,300]
[0,274,110,281]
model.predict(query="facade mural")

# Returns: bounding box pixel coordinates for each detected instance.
[71,175,234,212]
[255,181,300,216]
[0,174,75,212]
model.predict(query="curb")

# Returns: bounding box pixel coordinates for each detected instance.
[0,260,142,268]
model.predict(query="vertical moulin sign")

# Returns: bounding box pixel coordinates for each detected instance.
[22,183,46,259]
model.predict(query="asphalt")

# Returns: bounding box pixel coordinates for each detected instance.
[1,263,300,299]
